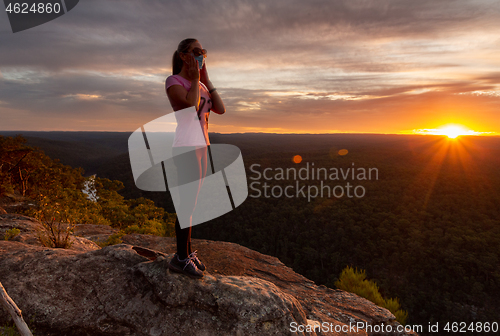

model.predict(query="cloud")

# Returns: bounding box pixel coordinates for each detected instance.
[1,0,497,70]
[0,0,499,132]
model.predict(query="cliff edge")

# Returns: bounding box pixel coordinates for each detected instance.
[0,214,417,336]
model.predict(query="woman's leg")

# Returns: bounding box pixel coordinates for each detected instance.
[187,146,208,254]
[174,216,190,260]
[172,146,206,259]
[172,146,197,259]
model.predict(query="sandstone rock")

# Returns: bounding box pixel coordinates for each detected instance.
[0,195,35,213]
[106,234,415,335]
[0,243,313,336]
[0,219,417,336]
[73,223,119,244]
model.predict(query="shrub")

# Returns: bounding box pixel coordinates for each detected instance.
[163,213,176,237]
[385,297,409,325]
[124,220,163,236]
[36,220,74,249]
[0,324,20,336]
[0,314,37,336]
[4,228,20,241]
[98,231,125,247]
[33,195,76,249]
[335,266,408,325]
[29,187,106,249]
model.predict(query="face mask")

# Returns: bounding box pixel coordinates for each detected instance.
[192,54,204,69]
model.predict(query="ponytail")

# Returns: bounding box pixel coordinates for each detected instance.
[172,38,198,75]
[172,50,183,75]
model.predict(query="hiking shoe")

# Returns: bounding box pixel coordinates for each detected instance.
[168,254,204,279]
[188,250,206,272]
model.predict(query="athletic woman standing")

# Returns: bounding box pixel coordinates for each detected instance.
[165,38,225,278]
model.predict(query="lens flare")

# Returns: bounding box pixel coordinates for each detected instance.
[293,155,302,163]
[338,149,349,156]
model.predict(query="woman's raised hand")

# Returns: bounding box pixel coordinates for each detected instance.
[200,61,210,86]
[186,54,200,82]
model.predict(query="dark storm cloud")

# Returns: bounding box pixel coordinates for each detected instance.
[1,0,496,70]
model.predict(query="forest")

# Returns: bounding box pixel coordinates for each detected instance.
[1,131,499,334]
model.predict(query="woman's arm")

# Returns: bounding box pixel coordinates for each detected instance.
[206,84,225,115]
[167,82,199,111]
[200,63,225,114]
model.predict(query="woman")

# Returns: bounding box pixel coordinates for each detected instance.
[165,38,225,278]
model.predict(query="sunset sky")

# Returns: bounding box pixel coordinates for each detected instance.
[0,0,499,135]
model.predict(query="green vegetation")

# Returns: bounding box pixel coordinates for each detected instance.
[97,231,126,247]
[335,266,408,324]
[3,228,20,241]
[0,324,21,336]
[0,135,175,248]
[0,314,37,336]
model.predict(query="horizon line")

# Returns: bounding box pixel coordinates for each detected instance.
[1,130,500,137]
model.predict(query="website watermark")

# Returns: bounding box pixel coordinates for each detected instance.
[128,107,248,229]
[290,320,499,334]
[249,162,378,202]
[4,1,80,33]
[290,321,423,334]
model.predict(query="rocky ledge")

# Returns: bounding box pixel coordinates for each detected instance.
[0,215,417,336]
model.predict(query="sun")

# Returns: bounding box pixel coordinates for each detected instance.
[422,124,473,139]
[410,124,487,137]
[438,125,468,138]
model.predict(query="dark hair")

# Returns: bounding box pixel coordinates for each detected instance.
[172,38,198,75]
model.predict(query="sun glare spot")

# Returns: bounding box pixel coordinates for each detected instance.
[411,124,485,138]
[439,125,466,139]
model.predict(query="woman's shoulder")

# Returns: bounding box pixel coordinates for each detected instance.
[166,74,183,84]
[166,75,192,93]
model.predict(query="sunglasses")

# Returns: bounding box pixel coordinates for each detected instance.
[187,48,207,58]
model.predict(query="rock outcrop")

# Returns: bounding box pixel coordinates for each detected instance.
[0,215,417,336]
[0,193,33,215]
